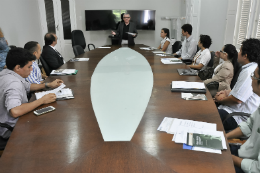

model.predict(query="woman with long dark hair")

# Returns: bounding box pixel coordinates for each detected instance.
[157,28,172,54]
[204,44,238,96]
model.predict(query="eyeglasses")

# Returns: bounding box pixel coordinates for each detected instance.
[251,73,260,81]
[220,50,226,54]
[123,17,130,18]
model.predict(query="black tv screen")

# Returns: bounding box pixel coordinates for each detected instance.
[85,10,156,31]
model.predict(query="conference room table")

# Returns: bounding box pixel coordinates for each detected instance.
[0,44,235,173]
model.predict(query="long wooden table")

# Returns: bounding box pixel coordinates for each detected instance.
[0,44,235,173]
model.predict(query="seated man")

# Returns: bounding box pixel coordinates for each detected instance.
[24,41,47,84]
[0,48,63,139]
[214,38,260,131]
[226,65,260,173]
[41,33,65,72]
[173,24,197,61]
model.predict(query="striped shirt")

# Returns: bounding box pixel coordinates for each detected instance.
[25,61,43,84]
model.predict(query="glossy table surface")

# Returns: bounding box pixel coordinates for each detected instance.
[0,44,235,173]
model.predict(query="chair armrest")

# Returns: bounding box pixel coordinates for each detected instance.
[223,112,250,124]
[0,123,13,132]
[88,44,95,51]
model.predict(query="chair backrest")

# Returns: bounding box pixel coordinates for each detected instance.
[0,123,13,150]
[71,30,86,49]
[230,65,242,89]
[73,45,85,56]
[207,51,215,67]
[40,56,52,76]
[172,41,182,54]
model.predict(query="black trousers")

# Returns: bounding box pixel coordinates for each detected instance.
[229,144,245,173]
[218,109,238,131]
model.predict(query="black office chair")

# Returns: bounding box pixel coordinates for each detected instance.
[172,41,182,54]
[40,56,52,76]
[71,30,95,51]
[0,123,13,157]
[73,45,85,56]
[207,51,215,67]
[230,65,242,89]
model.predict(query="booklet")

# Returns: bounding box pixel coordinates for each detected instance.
[177,69,198,76]
[186,133,223,150]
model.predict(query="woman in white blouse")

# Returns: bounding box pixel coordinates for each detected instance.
[188,35,212,71]
[157,28,172,54]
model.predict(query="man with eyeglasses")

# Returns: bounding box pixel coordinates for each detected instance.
[111,13,138,45]
[226,66,260,173]
[214,38,260,131]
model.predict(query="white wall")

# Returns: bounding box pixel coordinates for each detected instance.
[199,0,228,51]
[75,0,182,48]
[0,0,43,47]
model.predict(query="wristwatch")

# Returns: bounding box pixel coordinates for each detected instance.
[45,83,50,89]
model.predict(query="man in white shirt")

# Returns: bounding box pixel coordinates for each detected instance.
[215,38,260,131]
[173,24,197,60]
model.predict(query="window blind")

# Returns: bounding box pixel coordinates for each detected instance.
[237,0,252,45]
[256,15,260,39]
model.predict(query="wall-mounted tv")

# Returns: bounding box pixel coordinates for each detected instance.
[85,10,156,31]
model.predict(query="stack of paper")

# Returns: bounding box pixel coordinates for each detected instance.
[152,50,165,54]
[157,118,227,154]
[161,58,182,64]
[171,81,206,93]
[35,84,74,100]
[50,69,77,75]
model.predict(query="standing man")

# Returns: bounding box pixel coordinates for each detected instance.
[24,41,47,84]
[41,33,65,72]
[173,24,197,61]
[0,48,63,139]
[111,13,138,45]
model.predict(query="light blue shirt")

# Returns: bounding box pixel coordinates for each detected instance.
[218,62,260,124]
[176,35,197,60]
[25,61,43,84]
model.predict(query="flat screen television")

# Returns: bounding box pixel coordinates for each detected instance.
[85,10,156,31]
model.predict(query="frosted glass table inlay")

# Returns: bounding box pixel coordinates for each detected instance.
[90,47,154,141]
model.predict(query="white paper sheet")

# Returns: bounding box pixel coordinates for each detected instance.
[35,84,66,100]
[157,117,175,132]
[172,81,205,89]
[50,69,76,75]
[98,47,111,48]
[161,58,182,64]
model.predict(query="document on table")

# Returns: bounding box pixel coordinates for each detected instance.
[152,50,165,54]
[172,81,205,89]
[157,117,175,132]
[98,47,111,48]
[35,83,66,99]
[56,88,74,99]
[139,47,156,50]
[173,128,226,149]
[50,69,77,75]
[126,32,136,36]
[167,118,216,134]
[70,58,89,62]
[181,93,207,100]
[161,58,182,64]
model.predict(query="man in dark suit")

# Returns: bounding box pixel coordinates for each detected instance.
[41,33,64,71]
[111,13,138,45]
